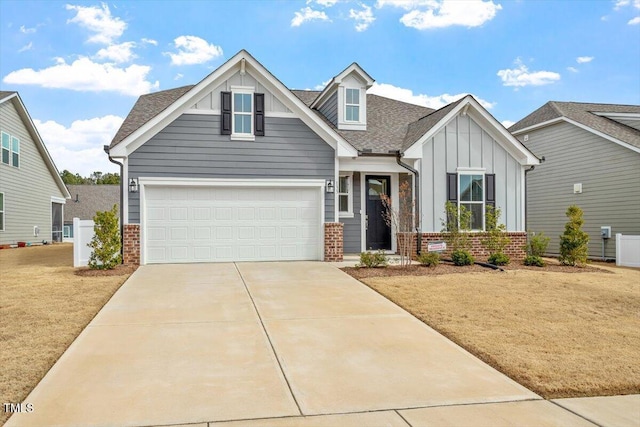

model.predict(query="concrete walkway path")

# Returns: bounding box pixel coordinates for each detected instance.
[5,262,637,426]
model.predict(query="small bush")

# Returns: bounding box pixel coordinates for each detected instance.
[418,251,440,267]
[559,205,589,266]
[88,204,121,270]
[451,249,474,266]
[524,255,545,267]
[527,232,550,257]
[358,250,389,268]
[488,252,510,266]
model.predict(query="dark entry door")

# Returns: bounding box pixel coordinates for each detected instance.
[366,175,391,250]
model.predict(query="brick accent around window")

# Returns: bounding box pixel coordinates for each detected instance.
[397,231,527,261]
[123,224,140,266]
[324,222,344,262]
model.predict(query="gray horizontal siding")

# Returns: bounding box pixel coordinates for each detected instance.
[341,172,361,253]
[614,118,640,132]
[128,115,335,223]
[0,101,65,244]
[318,91,338,126]
[525,121,640,259]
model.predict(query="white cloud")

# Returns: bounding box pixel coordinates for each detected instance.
[18,42,33,53]
[141,38,158,45]
[501,120,515,128]
[20,25,37,34]
[291,7,330,27]
[34,115,124,176]
[174,73,184,80]
[314,79,331,90]
[3,57,159,96]
[576,56,594,63]
[497,59,560,88]
[350,4,376,31]
[313,0,339,6]
[567,66,579,73]
[165,35,223,66]
[629,16,640,24]
[66,3,126,44]
[377,0,501,29]
[95,41,136,63]
[368,82,495,110]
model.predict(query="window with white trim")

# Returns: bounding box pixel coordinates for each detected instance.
[233,92,253,135]
[345,88,360,122]
[0,192,4,231]
[1,132,19,167]
[459,174,484,230]
[338,174,353,216]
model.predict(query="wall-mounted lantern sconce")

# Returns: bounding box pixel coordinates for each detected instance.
[129,178,139,193]
[326,179,335,193]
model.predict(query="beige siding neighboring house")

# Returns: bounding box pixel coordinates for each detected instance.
[63,185,120,240]
[510,101,640,260]
[0,91,70,245]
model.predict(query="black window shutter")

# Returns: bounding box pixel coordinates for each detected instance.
[485,174,496,209]
[254,93,265,136]
[221,91,232,135]
[447,173,458,203]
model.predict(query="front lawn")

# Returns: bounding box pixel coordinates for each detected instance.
[0,244,134,425]
[352,264,640,399]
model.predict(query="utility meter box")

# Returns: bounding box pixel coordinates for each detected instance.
[601,226,611,239]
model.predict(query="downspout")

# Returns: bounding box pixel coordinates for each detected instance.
[104,145,124,256]
[391,150,421,255]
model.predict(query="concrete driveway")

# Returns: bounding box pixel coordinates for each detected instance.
[7,262,604,426]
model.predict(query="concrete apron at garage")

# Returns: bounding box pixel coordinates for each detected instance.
[6,262,600,427]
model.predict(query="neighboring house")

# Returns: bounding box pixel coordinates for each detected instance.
[0,91,70,245]
[107,50,539,265]
[63,185,120,241]
[510,101,640,260]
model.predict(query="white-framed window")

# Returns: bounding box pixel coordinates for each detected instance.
[338,174,353,217]
[1,132,19,168]
[232,91,253,138]
[345,88,360,122]
[459,173,484,230]
[0,192,4,231]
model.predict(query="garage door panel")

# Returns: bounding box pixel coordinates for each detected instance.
[144,185,321,263]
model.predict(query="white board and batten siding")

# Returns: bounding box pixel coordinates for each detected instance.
[142,183,323,264]
[421,114,524,232]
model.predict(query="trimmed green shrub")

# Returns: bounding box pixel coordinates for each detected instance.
[523,255,545,267]
[358,250,389,268]
[418,251,440,267]
[451,249,474,266]
[488,252,510,266]
[527,232,550,257]
[88,204,121,270]
[559,205,589,267]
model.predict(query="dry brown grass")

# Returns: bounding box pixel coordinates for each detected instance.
[0,244,133,424]
[361,265,640,399]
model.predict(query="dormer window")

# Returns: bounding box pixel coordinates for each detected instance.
[345,89,360,122]
[233,92,252,135]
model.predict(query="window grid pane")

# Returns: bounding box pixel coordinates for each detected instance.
[460,174,483,202]
[2,149,8,165]
[339,195,348,212]
[12,153,19,167]
[11,137,19,153]
[339,176,348,193]
[1,133,9,149]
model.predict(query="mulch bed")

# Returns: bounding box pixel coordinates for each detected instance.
[75,264,138,277]
[343,260,611,279]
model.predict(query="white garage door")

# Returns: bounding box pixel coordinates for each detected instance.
[143,185,322,264]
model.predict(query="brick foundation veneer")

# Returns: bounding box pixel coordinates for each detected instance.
[398,232,527,261]
[123,224,140,266]
[324,222,344,262]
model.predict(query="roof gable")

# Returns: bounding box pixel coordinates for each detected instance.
[403,95,539,165]
[510,101,640,153]
[310,62,374,110]
[109,50,358,157]
[0,92,70,199]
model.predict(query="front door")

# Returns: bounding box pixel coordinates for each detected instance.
[366,175,391,250]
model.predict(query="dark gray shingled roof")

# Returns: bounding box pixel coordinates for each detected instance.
[402,97,466,151]
[64,185,120,221]
[110,85,194,148]
[292,90,434,153]
[509,101,640,150]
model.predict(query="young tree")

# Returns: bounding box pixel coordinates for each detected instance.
[481,205,511,265]
[380,180,416,268]
[441,201,474,266]
[559,205,589,266]
[88,205,121,270]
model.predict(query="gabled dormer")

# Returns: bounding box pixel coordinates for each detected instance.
[311,63,374,131]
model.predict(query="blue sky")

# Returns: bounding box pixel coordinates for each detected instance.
[1,0,639,176]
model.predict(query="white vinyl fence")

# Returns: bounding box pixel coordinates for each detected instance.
[616,233,640,268]
[73,218,95,267]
